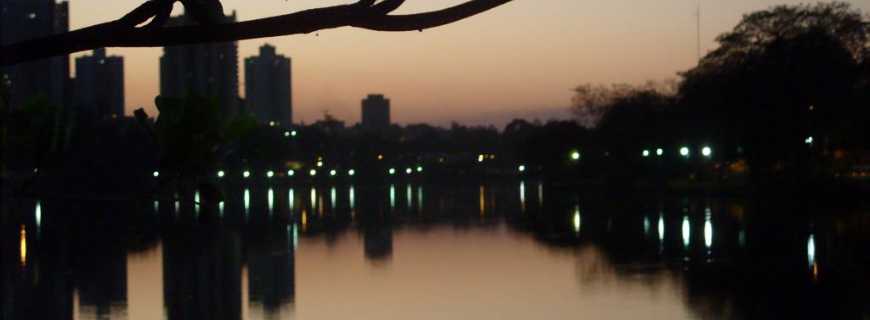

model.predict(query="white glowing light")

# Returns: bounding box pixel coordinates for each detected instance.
[217,170,225,178]
[309,169,317,177]
[152,171,160,178]
[287,170,295,177]
[389,168,396,175]
[518,165,526,172]
[243,170,251,178]
[658,216,665,241]
[266,170,275,178]
[348,169,356,176]
[573,208,582,233]
[329,169,337,177]
[682,216,691,248]
[702,146,712,157]
[643,150,650,157]
[571,151,581,161]
[704,218,713,249]
[680,147,690,157]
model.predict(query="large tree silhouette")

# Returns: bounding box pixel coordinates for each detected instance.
[0,0,513,66]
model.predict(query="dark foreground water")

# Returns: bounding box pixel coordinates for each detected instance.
[2,182,869,319]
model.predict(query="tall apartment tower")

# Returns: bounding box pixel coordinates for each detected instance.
[244,44,292,125]
[74,48,125,119]
[361,94,391,130]
[159,11,239,115]
[0,0,69,109]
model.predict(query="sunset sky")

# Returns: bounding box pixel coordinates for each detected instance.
[66,0,870,127]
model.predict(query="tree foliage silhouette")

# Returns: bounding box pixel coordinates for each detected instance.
[0,0,513,66]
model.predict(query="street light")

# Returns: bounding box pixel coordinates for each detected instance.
[805,136,814,145]
[243,170,251,178]
[570,150,581,161]
[287,170,295,177]
[680,147,690,158]
[266,170,275,178]
[477,154,485,163]
[152,171,160,178]
[348,169,356,176]
[643,150,650,157]
[416,166,423,173]
[389,168,396,175]
[291,130,298,137]
[217,170,225,178]
[656,148,664,157]
[702,146,712,157]
[309,169,317,177]
[329,169,337,177]
[406,168,413,175]
[518,165,526,173]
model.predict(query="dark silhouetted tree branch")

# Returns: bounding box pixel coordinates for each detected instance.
[0,0,513,66]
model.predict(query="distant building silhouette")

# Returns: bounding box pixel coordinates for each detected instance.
[361,94,391,130]
[159,11,239,115]
[74,48,124,119]
[0,0,69,109]
[245,44,292,125]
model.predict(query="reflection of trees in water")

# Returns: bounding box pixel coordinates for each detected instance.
[496,188,870,319]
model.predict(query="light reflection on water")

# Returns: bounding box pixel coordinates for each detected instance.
[3,185,869,320]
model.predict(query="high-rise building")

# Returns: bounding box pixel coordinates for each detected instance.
[361,94,391,130]
[0,0,70,109]
[159,11,239,115]
[245,44,292,125]
[74,48,125,119]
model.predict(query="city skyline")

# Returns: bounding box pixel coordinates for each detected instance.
[62,0,870,126]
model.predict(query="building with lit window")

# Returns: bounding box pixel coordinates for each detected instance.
[0,0,69,109]
[74,48,124,119]
[245,44,292,125]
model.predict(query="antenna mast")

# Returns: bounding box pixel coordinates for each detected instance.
[696,0,701,62]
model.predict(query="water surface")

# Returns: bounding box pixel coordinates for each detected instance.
[3,183,869,319]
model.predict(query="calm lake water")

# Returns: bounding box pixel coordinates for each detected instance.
[3,182,869,319]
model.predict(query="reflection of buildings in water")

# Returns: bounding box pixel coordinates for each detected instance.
[364,227,394,262]
[163,228,242,320]
[77,235,128,319]
[247,226,296,318]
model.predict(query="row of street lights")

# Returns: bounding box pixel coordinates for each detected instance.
[150,146,719,179]
[153,168,358,179]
